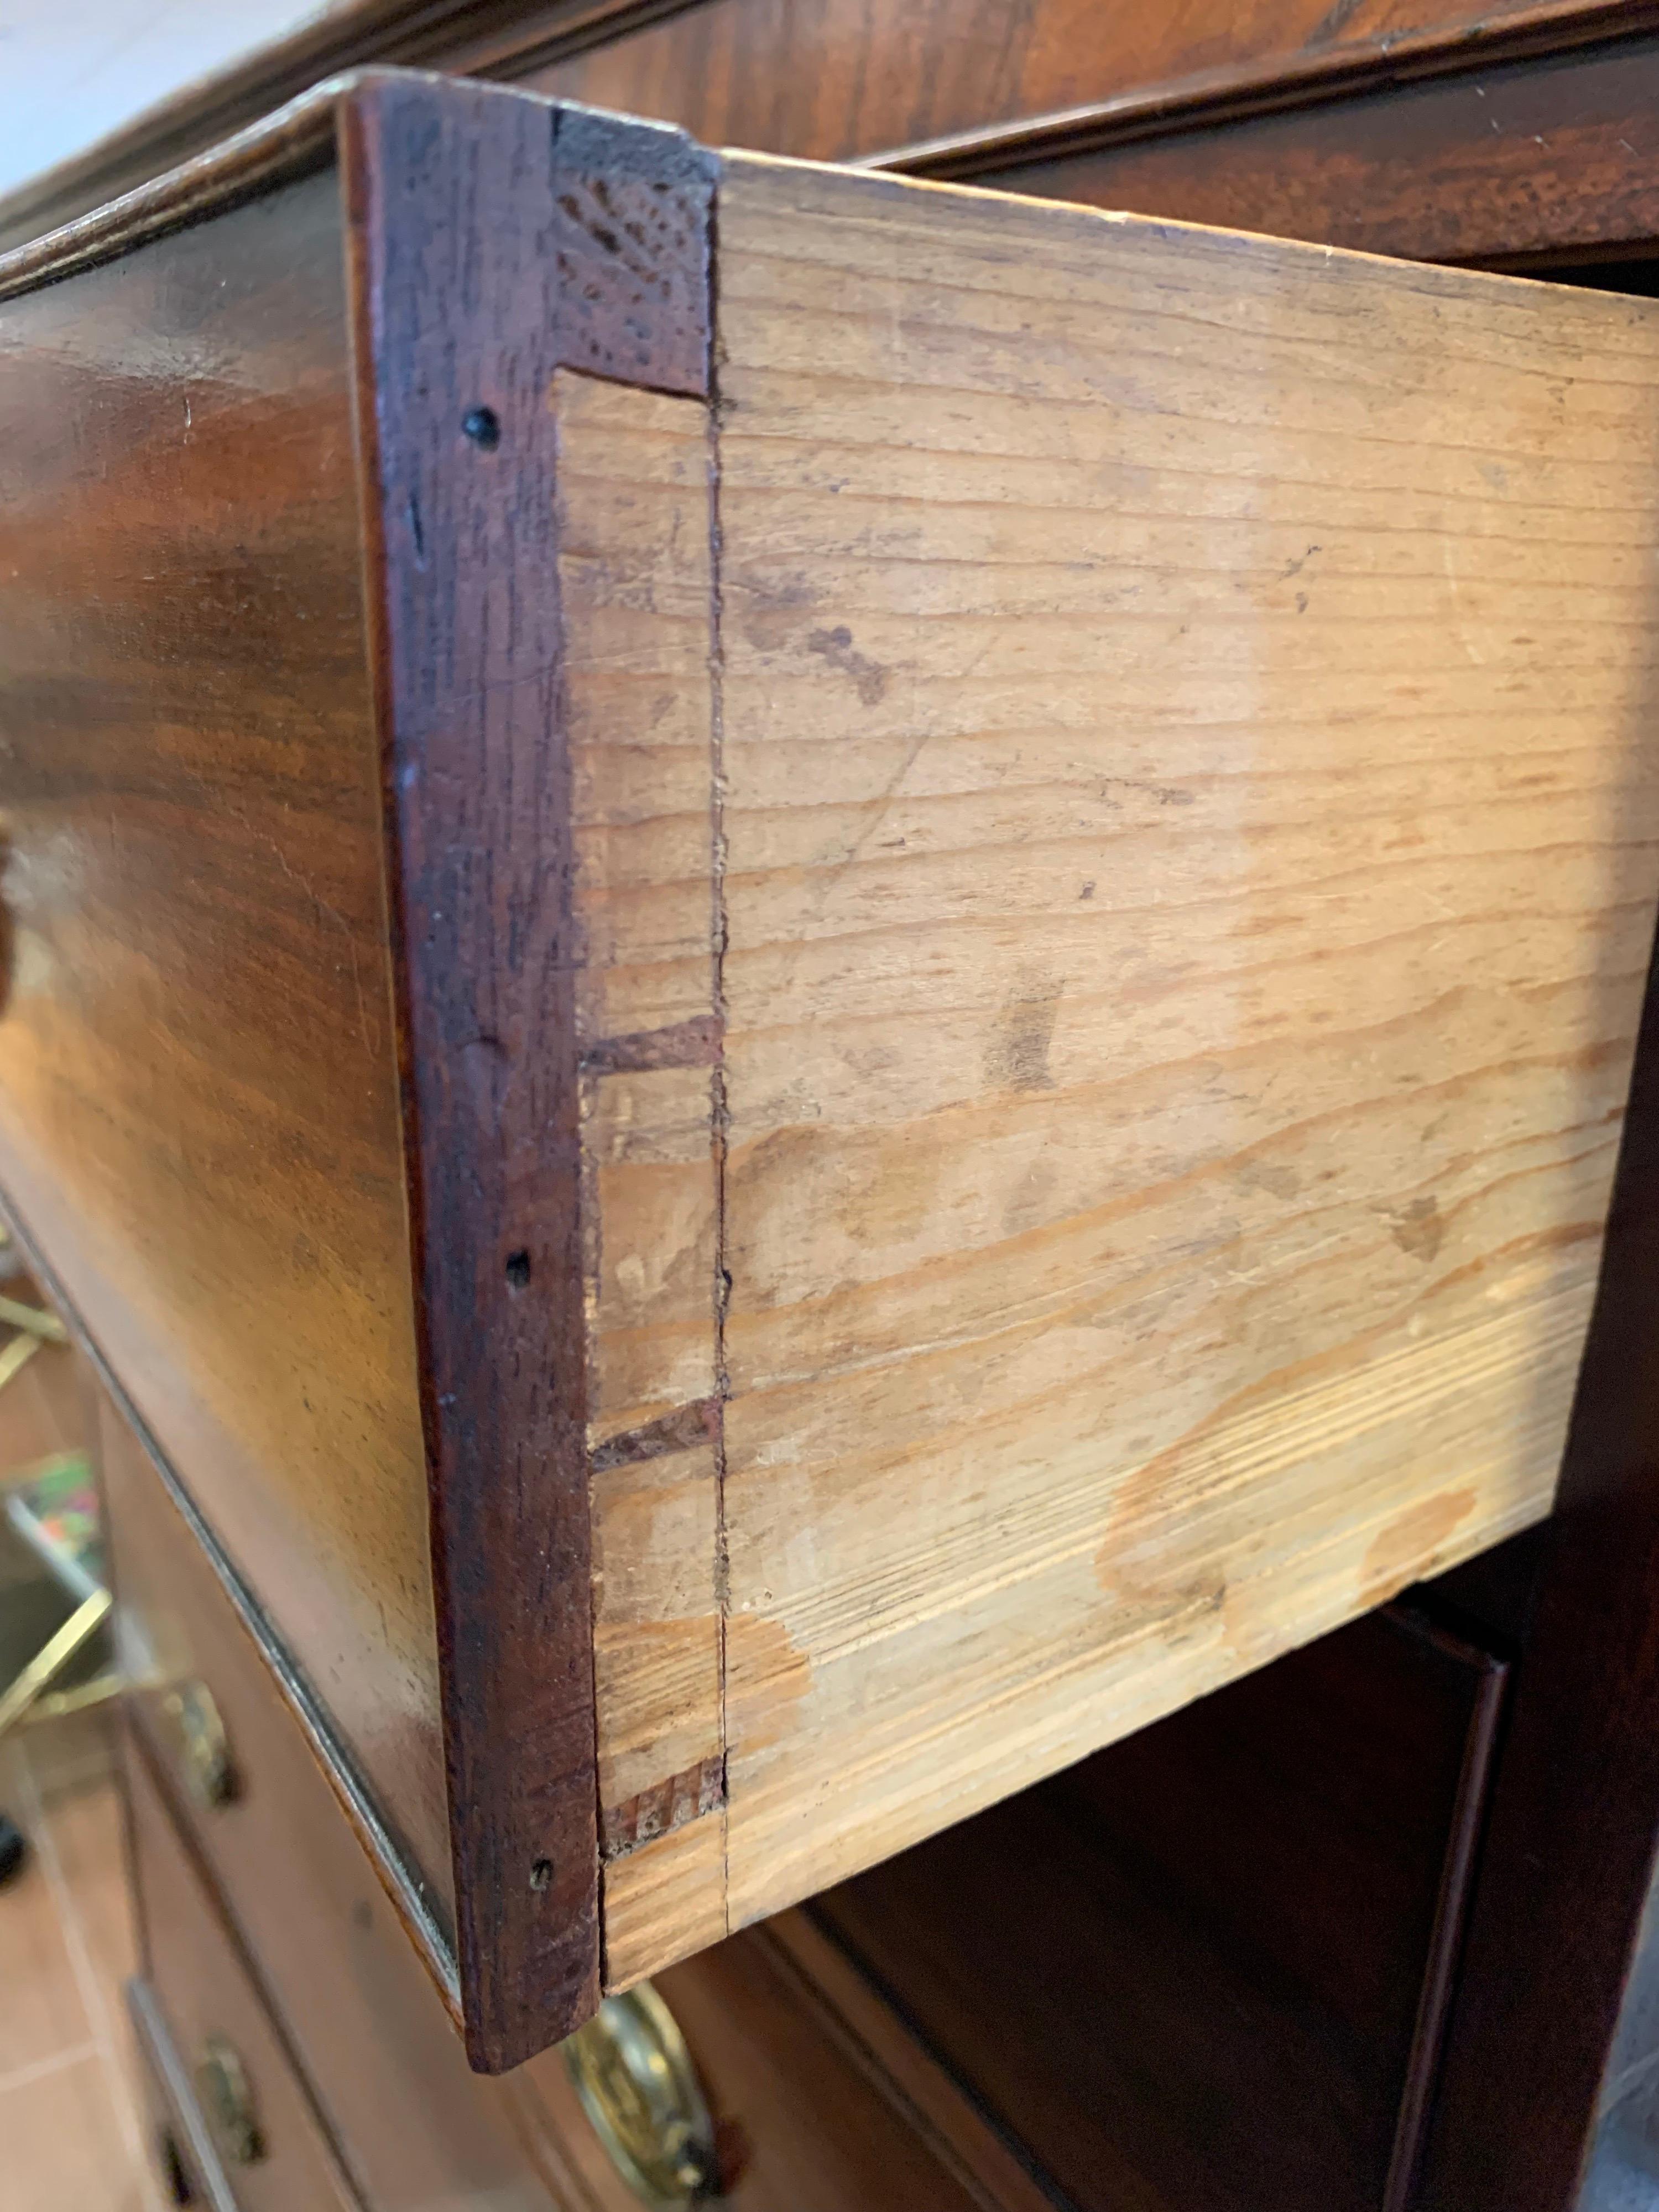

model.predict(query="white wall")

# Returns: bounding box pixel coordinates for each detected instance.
[0,0,333,202]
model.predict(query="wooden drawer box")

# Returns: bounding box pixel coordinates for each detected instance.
[4,66,1657,2067]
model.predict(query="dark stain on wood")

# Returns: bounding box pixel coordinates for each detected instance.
[1387,1194,1444,1262]
[602,1754,727,1859]
[550,101,714,395]
[340,70,712,2073]
[590,1395,721,1474]
[1417,927,1659,2207]
[580,1013,722,1077]
[806,623,888,705]
[984,972,1062,1095]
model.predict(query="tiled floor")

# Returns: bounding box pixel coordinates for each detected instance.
[0,1712,161,2212]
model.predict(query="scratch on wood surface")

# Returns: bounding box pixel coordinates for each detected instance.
[588,1396,721,1472]
[580,1014,721,1075]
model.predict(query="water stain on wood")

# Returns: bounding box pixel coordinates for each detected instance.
[984,972,1062,1094]
[1387,1193,1444,1262]
[806,623,888,704]
[1360,1489,1477,1609]
[725,1613,814,1758]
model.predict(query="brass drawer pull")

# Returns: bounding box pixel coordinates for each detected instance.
[155,1682,234,1811]
[195,2032,264,2167]
[564,1984,718,2206]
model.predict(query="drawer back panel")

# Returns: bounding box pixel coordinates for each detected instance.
[0,167,450,1920]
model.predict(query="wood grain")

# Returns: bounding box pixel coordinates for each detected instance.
[342,71,716,2068]
[551,369,729,1983]
[0,0,1635,253]
[0,167,451,1922]
[521,0,1636,169]
[126,1728,360,2212]
[102,1380,559,2212]
[971,32,1659,271]
[813,1598,1507,2212]
[600,150,1659,1960]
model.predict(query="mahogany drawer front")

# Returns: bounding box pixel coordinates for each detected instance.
[0,159,450,1932]
[99,1384,559,2212]
[7,68,1659,2066]
[126,1729,359,2212]
[128,1971,241,2212]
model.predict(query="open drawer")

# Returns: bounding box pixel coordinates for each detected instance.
[1,67,1654,2069]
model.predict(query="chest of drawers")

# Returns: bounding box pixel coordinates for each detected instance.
[3,64,1653,2077]
[8,13,1659,2209]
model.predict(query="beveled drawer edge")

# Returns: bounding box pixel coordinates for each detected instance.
[862,1,1659,179]
[0,74,342,302]
[0,1182,463,2020]
[128,1972,243,2212]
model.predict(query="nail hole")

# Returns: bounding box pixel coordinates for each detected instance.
[530,1858,553,1892]
[462,406,501,450]
[504,1249,531,1290]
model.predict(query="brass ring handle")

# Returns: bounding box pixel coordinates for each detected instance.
[194,2032,264,2167]
[564,1984,718,2206]
[155,1681,234,1811]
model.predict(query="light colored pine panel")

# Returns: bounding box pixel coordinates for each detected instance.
[601,1811,730,1997]
[559,372,719,1054]
[590,1432,723,1838]
[699,158,1659,1936]
[582,1064,721,1432]
[554,371,727,1966]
